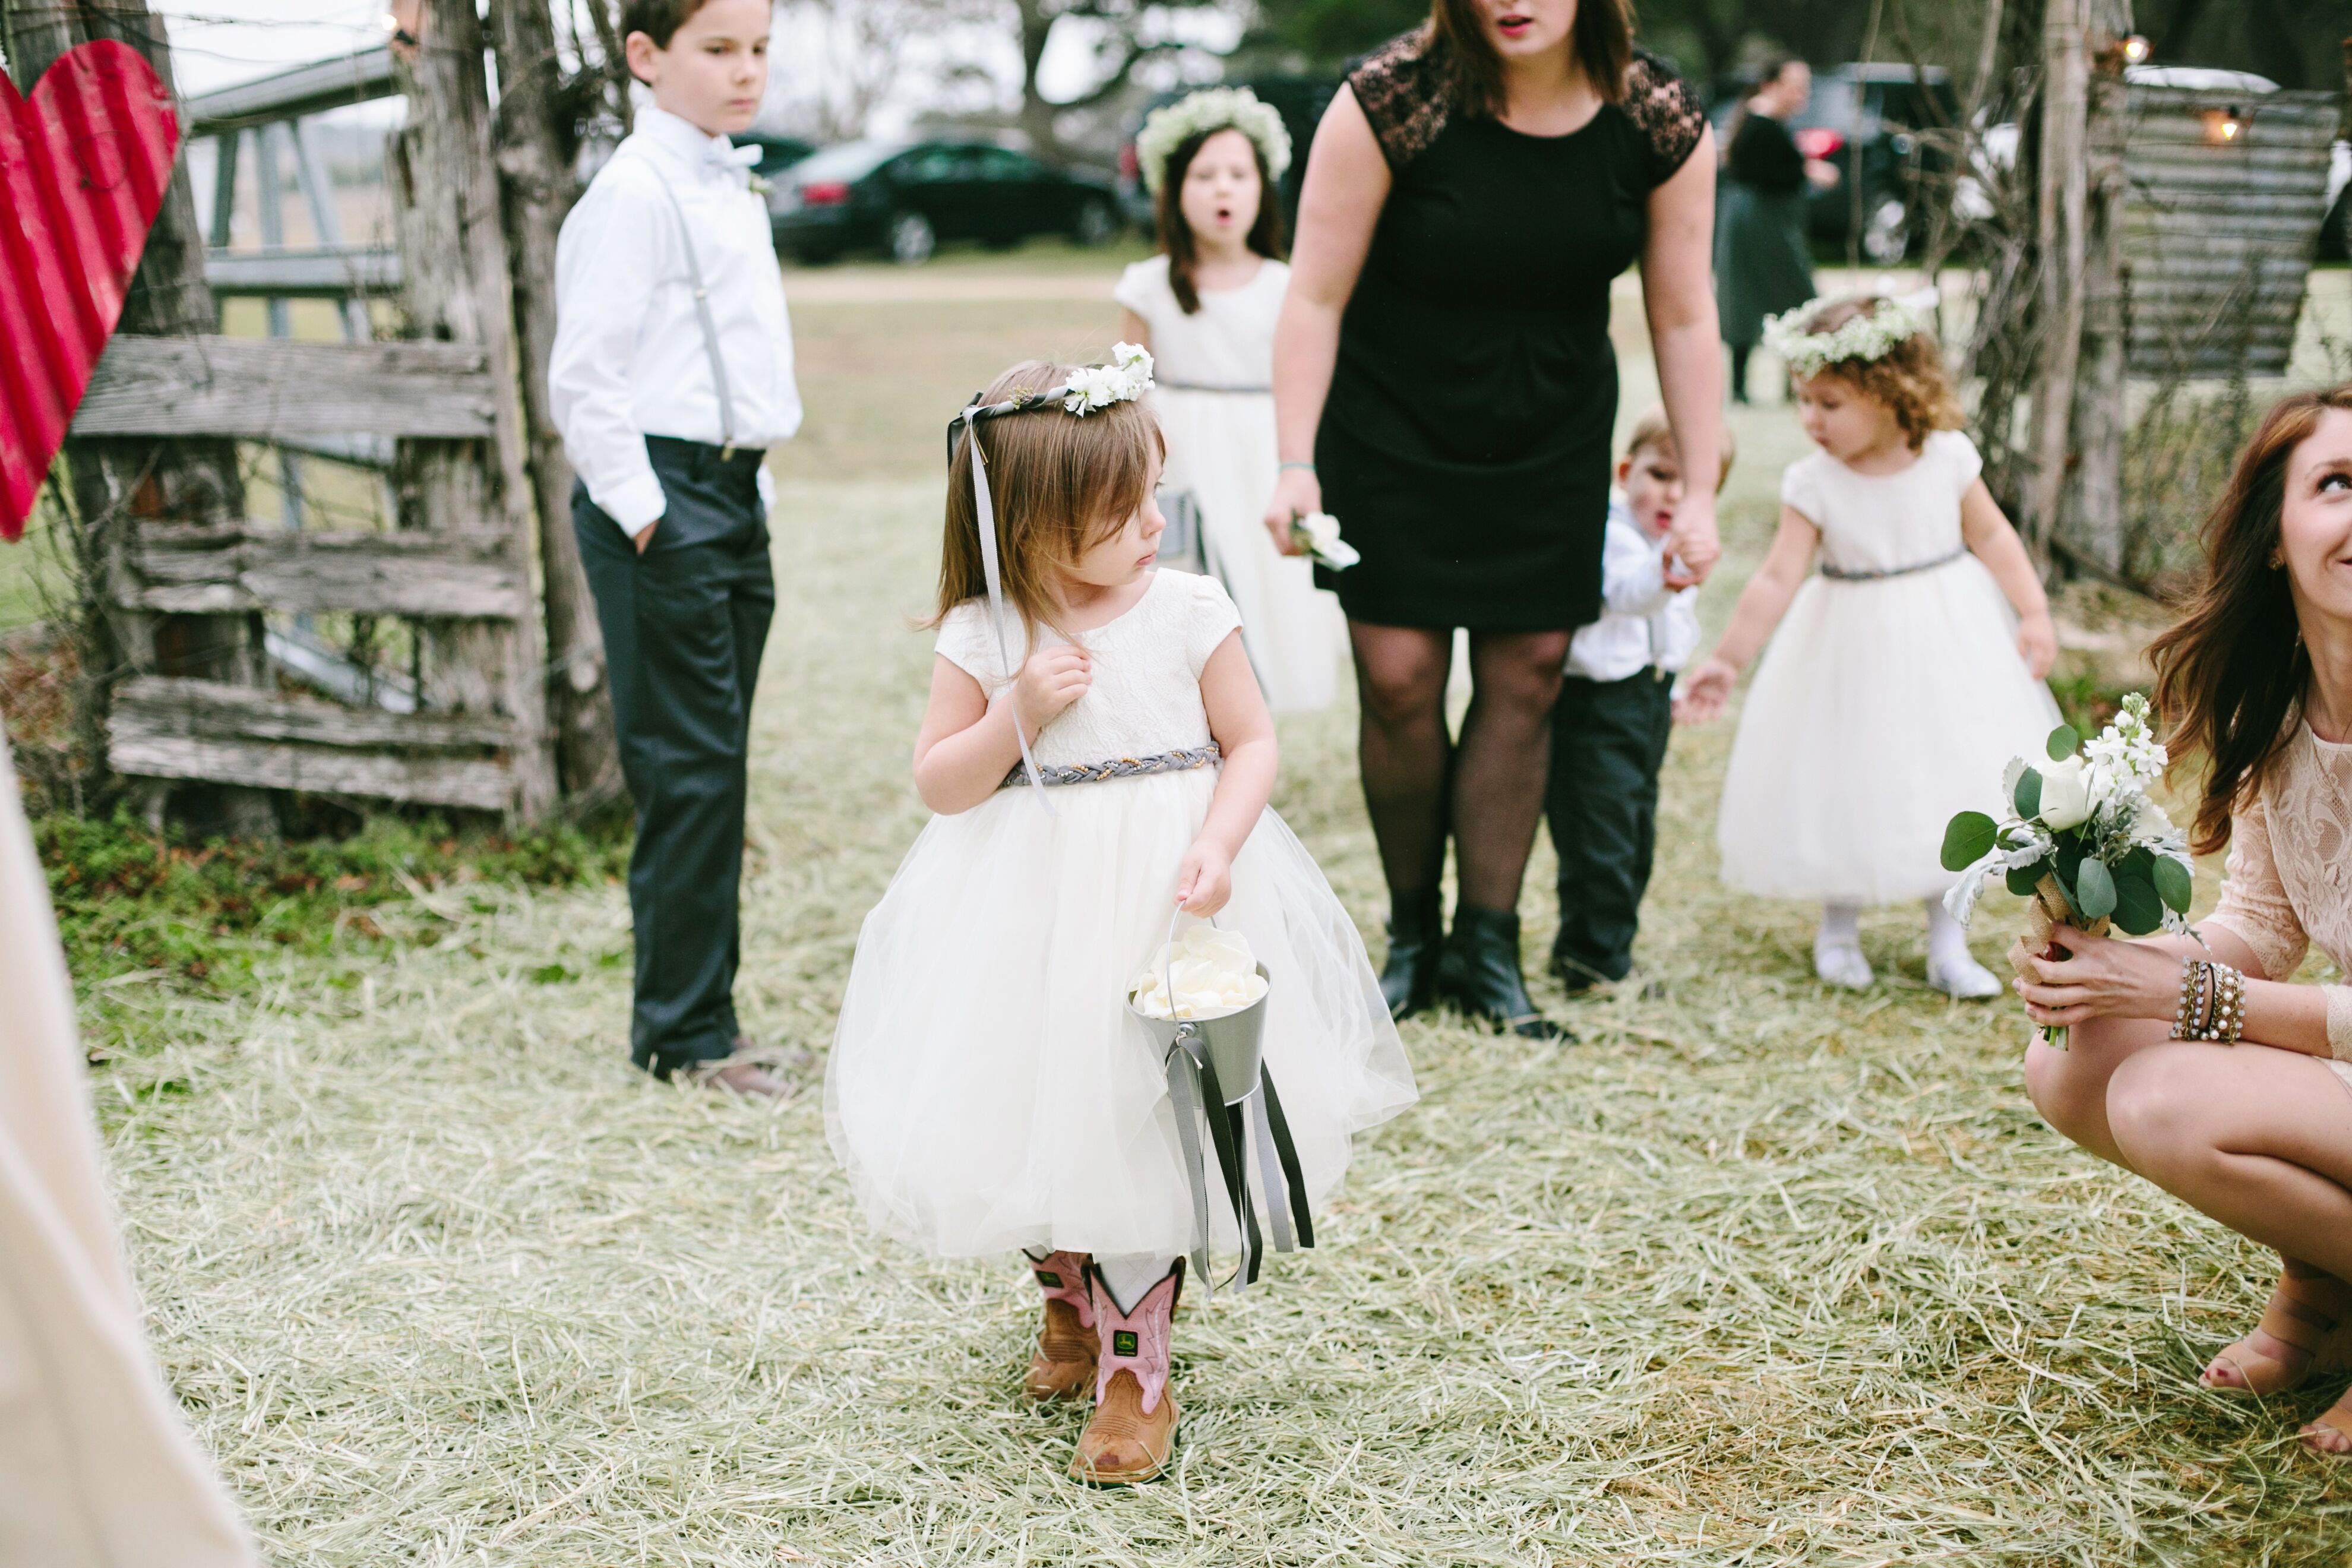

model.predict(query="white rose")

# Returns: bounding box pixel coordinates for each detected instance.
[2038,755,2094,831]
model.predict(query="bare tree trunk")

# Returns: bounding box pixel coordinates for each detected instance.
[489,0,624,814]
[2,0,273,834]
[388,0,557,823]
[2025,0,2091,568]
[2057,70,2129,578]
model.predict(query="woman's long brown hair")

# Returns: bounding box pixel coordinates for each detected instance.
[2149,383,2352,853]
[932,361,1164,650]
[1154,127,1289,316]
[1431,0,1635,116]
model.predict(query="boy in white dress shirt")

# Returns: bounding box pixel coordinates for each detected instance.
[1544,407,1733,992]
[550,0,799,1095]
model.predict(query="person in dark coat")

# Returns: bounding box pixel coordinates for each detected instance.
[1715,58,1835,402]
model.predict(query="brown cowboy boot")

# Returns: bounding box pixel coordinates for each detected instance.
[1022,1251,1096,1401]
[1070,1260,1183,1485]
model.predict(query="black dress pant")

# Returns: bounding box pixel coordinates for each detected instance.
[1544,668,1675,985]
[574,438,774,1076]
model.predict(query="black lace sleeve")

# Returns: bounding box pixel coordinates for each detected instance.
[1624,49,1707,187]
[1347,26,1450,172]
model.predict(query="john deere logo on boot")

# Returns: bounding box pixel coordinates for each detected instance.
[1112,1330,1139,1357]
[1035,1270,1061,1288]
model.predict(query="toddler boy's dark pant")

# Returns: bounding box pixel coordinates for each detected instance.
[573,437,774,1078]
[1544,668,1675,986]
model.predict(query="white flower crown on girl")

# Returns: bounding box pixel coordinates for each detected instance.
[1134,87,1293,196]
[1762,293,1937,377]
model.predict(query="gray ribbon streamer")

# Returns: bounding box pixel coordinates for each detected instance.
[1250,1089,1294,1254]
[962,406,1052,814]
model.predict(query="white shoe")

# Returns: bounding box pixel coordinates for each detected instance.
[1814,940,1874,990]
[1927,951,2004,1000]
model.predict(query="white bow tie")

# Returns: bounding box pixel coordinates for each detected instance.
[704,141,763,185]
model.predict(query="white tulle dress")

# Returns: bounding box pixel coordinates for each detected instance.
[1716,430,2063,904]
[1115,254,1340,714]
[826,570,1417,1260]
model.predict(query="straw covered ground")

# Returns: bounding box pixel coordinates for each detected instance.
[70,266,2352,1564]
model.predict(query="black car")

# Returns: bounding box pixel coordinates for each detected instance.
[1711,64,1960,263]
[1117,75,1339,233]
[739,133,817,184]
[770,138,1124,264]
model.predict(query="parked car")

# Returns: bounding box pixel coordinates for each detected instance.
[1711,64,1960,263]
[1117,75,1339,233]
[738,133,817,184]
[770,138,1124,264]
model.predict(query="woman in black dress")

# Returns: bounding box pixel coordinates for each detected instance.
[1263,0,1721,1039]
[1716,57,1833,403]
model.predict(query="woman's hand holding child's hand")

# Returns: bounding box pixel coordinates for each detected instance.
[2016,608,2058,680]
[1673,656,1737,725]
[1175,839,1234,915]
[1012,645,1092,742]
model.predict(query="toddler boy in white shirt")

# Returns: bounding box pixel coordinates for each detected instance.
[549,0,799,1094]
[1544,406,1733,992]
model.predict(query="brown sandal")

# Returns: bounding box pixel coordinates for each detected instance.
[1022,1251,1096,1401]
[2201,1261,2352,1398]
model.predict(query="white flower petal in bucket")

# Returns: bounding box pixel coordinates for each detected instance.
[1131,922,1270,1020]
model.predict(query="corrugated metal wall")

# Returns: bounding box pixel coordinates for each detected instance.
[2119,86,2340,378]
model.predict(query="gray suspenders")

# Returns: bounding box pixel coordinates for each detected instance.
[655,178,738,455]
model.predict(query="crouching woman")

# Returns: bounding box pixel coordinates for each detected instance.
[2013,385,2352,1455]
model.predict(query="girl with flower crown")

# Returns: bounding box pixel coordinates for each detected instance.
[1114,88,1339,714]
[824,351,1417,1486]
[1674,295,2063,996]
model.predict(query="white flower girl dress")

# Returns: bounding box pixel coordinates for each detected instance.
[826,569,1417,1262]
[1114,254,1339,714]
[1716,430,2063,903]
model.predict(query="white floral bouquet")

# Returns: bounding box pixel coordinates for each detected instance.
[1291,511,1360,570]
[1940,694,2194,1046]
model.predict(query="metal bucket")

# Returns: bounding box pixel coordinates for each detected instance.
[1126,964,1269,1106]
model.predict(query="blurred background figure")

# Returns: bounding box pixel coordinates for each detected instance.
[0,736,257,1568]
[1715,56,1836,404]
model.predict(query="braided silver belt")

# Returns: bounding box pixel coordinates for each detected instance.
[1819,546,1967,581]
[999,742,1222,790]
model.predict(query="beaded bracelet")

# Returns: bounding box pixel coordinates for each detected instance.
[2171,958,2247,1042]
[2171,956,2204,1039]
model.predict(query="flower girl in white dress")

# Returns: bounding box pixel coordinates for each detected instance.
[826,352,1415,1485]
[1676,295,2063,996]
[1115,87,1338,713]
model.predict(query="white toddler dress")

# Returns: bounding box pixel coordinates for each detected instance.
[826,570,1417,1260]
[1115,254,1340,714]
[1715,430,2063,904]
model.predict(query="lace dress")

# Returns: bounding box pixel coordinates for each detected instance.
[2202,723,2352,1082]
[1319,27,1707,630]
[825,570,1418,1260]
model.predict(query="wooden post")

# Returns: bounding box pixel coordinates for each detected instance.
[489,0,625,813]
[1,0,273,836]
[2025,0,2092,568]
[2057,69,2129,576]
[387,0,557,821]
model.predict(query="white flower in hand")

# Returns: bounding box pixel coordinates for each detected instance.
[1292,511,1360,569]
[2038,755,2095,830]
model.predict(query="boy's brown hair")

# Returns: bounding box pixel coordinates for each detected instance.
[1622,404,1735,493]
[1790,296,1965,450]
[933,361,1165,647]
[621,0,711,50]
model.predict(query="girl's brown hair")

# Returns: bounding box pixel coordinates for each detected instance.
[932,361,1165,647]
[1154,127,1289,316]
[1794,296,1965,449]
[2149,383,2352,853]
[1431,0,1635,116]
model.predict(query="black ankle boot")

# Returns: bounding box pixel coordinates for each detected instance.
[1379,890,1444,1020]
[1437,906,1568,1041]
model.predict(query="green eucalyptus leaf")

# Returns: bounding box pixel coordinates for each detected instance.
[1940,811,2000,872]
[2046,724,2080,761]
[2152,854,2194,915]
[2014,767,2043,821]
[2006,863,2046,897]
[2074,856,2117,922]
[2111,872,2164,935]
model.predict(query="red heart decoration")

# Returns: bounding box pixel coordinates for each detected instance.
[0,42,180,542]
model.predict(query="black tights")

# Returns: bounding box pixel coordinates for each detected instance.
[1730,343,1752,403]
[1349,622,1570,912]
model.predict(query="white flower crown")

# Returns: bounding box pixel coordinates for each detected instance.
[1762,293,1936,377]
[1062,342,1155,415]
[1135,87,1292,196]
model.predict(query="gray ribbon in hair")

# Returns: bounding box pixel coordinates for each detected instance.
[956,400,1055,813]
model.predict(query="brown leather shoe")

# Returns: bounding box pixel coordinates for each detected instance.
[1023,1251,1096,1400]
[1070,1261,1182,1485]
[680,1057,788,1099]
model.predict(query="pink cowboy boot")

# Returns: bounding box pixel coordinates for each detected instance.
[1023,1251,1096,1401]
[1071,1260,1183,1485]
